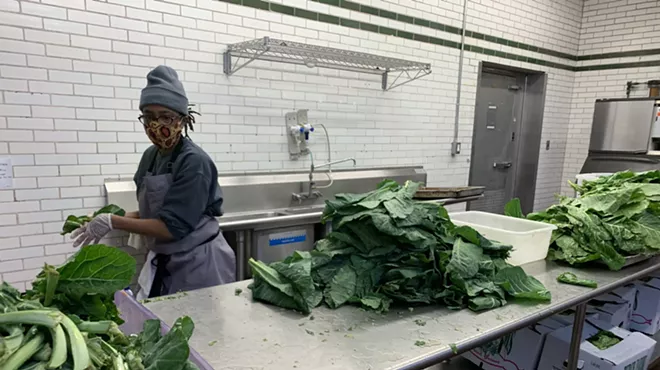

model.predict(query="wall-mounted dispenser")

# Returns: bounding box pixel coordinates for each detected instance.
[285,109,314,159]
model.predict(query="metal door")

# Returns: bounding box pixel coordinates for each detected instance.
[469,71,524,213]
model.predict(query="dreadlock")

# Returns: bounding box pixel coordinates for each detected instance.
[182,104,200,139]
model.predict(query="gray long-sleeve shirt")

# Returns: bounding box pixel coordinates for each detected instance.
[134,137,223,240]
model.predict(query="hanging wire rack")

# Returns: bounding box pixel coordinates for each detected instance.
[223,37,432,91]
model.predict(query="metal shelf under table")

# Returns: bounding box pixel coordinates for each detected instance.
[144,258,660,370]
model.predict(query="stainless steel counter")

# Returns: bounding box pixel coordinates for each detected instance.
[144,257,660,370]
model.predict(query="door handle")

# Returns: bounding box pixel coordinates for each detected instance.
[493,161,512,169]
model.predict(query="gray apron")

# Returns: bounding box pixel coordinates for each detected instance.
[137,145,236,297]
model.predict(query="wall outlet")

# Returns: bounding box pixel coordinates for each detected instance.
[451,141,461,155]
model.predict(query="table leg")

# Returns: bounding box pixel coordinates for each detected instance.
[566,303,587,370]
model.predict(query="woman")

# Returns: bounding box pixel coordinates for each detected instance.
[72,65,236,298]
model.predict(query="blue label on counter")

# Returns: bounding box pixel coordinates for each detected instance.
[269,235,306,246]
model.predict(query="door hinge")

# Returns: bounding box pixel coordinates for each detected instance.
[512,132,515,141]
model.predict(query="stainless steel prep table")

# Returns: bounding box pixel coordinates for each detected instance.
[144,258,660,370]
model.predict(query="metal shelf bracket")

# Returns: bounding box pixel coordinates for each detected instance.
[223,37,432,91]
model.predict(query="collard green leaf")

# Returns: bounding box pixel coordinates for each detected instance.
[446,239,482,281]
[323,264,356,309]
[248,257,317,314]
[504,198,524,218]
[141,320,163,354]
[565,207,625,270]
[143,319,190,370]
[556,272,597,288]
[61,204,124,235]
[630,212,660,249]
[468,295,505,311]
[55,245,136,299]
[60,215,87,236]
[93,204,126,217]
[495,266,551,301]
[578,187,636,214]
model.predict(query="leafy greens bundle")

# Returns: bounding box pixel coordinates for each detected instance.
[1,245,200,370]
[61,205,125,236]
[505,170,660,270]
[249,180,550,314]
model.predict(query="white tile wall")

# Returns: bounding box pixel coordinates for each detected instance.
[1,0,649,287]
[560,0,660,194]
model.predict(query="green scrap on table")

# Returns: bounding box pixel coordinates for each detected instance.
[414,340,426,347]
[449,343,459,354]
[248,180,551,315]
[557,272,598,288]
[587,330,622,350]
[234,288,242,296]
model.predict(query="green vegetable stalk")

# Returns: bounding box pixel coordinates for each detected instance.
[60,314,90,370]
[42,264,59,307]
[32,342,51,361]
[77,320,128,346]
[2,331,45,370]
[47,324,67,368]
[1,325,24,361]
[0,311,62,328]
[557,272,598,288]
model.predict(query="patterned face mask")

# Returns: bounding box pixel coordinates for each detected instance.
[145,120,183,149]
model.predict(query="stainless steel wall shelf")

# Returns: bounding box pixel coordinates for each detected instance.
[222,37,432,91]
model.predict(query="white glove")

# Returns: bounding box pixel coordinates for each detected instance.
[71,213,113,248]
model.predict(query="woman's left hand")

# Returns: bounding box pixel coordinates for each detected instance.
[71,213,114,248]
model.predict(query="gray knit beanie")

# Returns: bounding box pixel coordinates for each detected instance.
[139,65,188,115]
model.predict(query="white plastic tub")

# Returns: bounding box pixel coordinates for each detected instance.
[449,211,557,266]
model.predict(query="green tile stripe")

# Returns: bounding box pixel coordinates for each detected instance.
[309,0,660,64]
[578,48,660,61]
[575,59,660,72]
[311,0,575,60]
[219,0,660,72]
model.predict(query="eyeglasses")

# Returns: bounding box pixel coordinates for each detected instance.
[138,114,182,126]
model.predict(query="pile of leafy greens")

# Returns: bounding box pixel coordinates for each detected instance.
[1,244,200,370]
[505,170,660,270]
[249,180,550,314]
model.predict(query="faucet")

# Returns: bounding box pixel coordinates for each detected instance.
[292,157,357,203]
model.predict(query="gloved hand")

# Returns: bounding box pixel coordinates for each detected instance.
[71,213,113,248]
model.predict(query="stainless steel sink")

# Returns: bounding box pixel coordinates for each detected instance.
[219,211,282,223]
[280,207,324,215]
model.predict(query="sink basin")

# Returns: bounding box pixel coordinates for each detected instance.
[281,207,324,215]
[219,211,282,223]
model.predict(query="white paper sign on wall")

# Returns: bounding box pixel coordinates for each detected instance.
[0,157,13,189]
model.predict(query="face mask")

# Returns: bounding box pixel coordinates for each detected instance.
[145,120,182,149]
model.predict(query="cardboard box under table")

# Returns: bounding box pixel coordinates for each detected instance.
[553,308,600,326]
[588,285,637,330]
[463,317,566,370]
[631,276,660,335]
[538,319,656,370]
